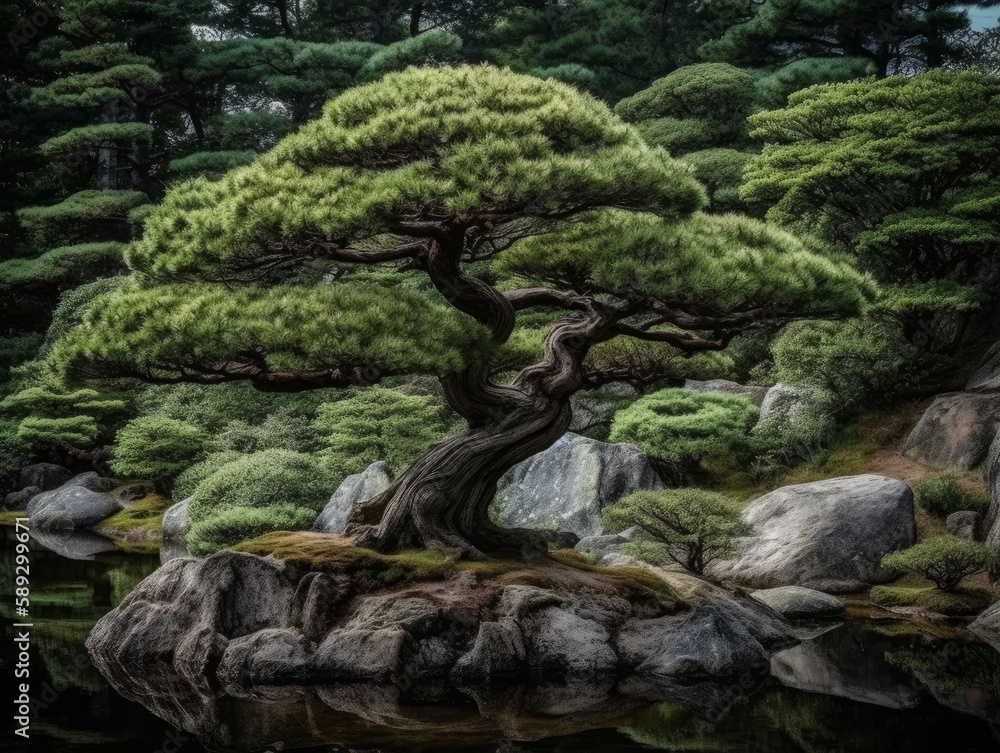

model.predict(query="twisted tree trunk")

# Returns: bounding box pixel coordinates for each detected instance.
[345,312,611,558]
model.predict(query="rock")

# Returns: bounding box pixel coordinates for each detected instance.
[86,552,300,695]
[346,596,443,636]
[946,511,982,541]
[903,392,1000,470]
[985,430,1000,546]
[757,383,822,426]
[635,600,770,681]
[709,475,915,593]
[493,432,663,537]
[575,532,630,559]
[161,499,191,541]
[62,471,117,493]
[26,485,123,530]
[217,628,314,687]
[450,621,527,683]
[969,601,1000,652]
[569,383,639,433]
[314,628,409,682]
[20,463,72,491]
[750,586,845,619]
[684,379,768,406]
[3,486,39,510]
[522,605,618,675]
[967,341,1000,392]
[314,461,393,534]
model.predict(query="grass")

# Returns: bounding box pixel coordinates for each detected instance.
[870,585,993,616]
[0,510,27,526]
[94,492,172,541]
[234,530,682,604]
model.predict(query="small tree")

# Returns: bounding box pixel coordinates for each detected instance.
[609,389,758,484]
[111,416,208,491]
[882,537,988,592]
[603,489,752,575]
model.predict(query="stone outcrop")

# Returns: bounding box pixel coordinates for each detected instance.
[967,341,1000,392]
[314,461,393,534]
[20,463,73,491]
[161,499,191,541]
[946,511,982,541]
[493,432,663,537]
[903,392,1000,470]
[87,551,797,724]
[709,475,915,592]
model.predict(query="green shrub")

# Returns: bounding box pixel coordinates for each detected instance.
[0,385,127,451]
[213,415,314,454]
[0,419,32,493]
[912,474,989,517]
[609,388,758,483]
[313,387,450,476]
[171,451,242,502]
[603,489,752,575]
[185,449,338,554]
[770,318,939,409]
[746,386,834,478]
[112,416,208,487]
[881,537,988,592]
[869,584,992,616]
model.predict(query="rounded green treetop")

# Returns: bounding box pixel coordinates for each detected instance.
[53,65,872,557]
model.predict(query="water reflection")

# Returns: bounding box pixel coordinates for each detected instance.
[3,526,1000,753]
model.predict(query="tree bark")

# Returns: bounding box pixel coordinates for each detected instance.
[345,308,613,558]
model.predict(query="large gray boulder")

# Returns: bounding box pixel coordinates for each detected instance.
[709,474,915,593]
[969,601,1000,653]
[967,341,1000,392]
[493,432,663,537]
[750,586,845,619]
[903,392,1000,470]
[26,485,123,530]
[20,463,72,491]
[684,379,768,406]
[314,461,393,534]
[161,499,191,541]
[63,471,117,493]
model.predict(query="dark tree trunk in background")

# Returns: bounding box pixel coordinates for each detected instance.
[97,100,119,189]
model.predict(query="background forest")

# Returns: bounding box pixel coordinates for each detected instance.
[3,0,1000,556]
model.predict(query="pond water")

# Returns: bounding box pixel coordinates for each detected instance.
[4,526,1000,753]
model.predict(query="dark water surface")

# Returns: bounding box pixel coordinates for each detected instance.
[4,526,1000,753]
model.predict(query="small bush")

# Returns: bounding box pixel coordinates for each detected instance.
[185,449,338,555]
[881,537,988,592]
[213,414,314,454]
[603,489,752,575]
[112,416,208,487]
[870,585,992,616]
[746,386,834,478]
[609,389,758,484]
[313,387,450,476]
[170,450,242,502]
[912,474,988,518]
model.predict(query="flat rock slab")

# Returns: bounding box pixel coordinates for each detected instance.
[314,461,393,534]
[709,474,915,593]
[903,392,1000,470]
[493,432,663,537]
[26,486,123,530]
[750,586,845,619]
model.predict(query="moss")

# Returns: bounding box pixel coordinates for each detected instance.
[870,585,993,616]
[236,531,683,604]
[96,493,172,540]
[0,510,27,526]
